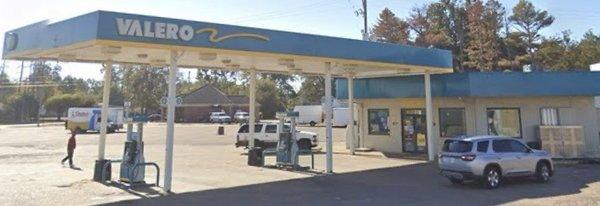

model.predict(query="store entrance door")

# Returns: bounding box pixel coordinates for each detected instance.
[401,109,427,153]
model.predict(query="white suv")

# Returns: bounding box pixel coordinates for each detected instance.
[235,122,318,149]
[209,112,231,123]
[439,136,554,189]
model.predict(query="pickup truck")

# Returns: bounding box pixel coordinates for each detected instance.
[235,122,318,149]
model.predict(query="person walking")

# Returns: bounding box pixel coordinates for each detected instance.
[61,130,77,168]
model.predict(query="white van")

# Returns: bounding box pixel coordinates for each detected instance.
[293,105,323,126]
[332,107,350,127]
[66,107,124,133]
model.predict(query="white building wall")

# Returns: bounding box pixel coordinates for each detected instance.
[355,96,600,157]
[591,63,600,71]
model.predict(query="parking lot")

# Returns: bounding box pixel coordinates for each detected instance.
[0,123,599,206]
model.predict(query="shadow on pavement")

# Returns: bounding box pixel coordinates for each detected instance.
[103,181,165,199]
[101,163,600,206]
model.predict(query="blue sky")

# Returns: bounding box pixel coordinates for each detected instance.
[1,0,599,83]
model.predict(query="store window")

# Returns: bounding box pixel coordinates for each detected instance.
[368,109,390,135]
[487,108,522,138]
[439,108,466,138]
[540,108,559,126]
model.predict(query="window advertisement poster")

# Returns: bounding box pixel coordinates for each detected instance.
[368,109,390,135]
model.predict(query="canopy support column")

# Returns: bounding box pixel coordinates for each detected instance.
[164,51,179,192]
[325,63,333,173]
[249,69,257,148]
[425,72,435,161]
[347,72,355,155]
[92,60,112,182]
[98,60,112,160]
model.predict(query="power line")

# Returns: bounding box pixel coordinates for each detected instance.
[362,0,368,40]
[0,84,60,88]
[226,1,338,23]
[230,2,350,24]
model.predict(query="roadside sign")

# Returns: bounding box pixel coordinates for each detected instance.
[160,97,168,106]
[160,97,183,107]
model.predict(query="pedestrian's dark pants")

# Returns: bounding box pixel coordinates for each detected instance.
[62,150,74,166]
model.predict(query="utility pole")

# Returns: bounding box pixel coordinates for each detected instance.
[0,60,6,75]
[18,61,25,123]
[18,61,24,92]
[362,0,368,40]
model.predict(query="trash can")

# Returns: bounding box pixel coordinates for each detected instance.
[248,147,264,166]
[217,126,224,135]
[93,159,111,182]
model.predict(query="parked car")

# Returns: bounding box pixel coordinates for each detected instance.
[235,122,318,149]
[147,113,163,122]
[209,112,231,123]
[438,136,553,189]
[233,111,250,123]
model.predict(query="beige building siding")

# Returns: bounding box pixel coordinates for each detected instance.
[355,96,600,157]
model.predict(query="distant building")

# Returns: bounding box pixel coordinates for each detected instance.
[172,84,259,123]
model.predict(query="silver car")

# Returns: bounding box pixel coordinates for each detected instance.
[438,136,553,189]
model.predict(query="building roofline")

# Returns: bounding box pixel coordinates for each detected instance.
[336,71,600,99]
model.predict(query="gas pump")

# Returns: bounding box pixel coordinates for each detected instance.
[275,112,300,167]
[115,102,159,186]
[253,111,314,170]
[119,122,145,183]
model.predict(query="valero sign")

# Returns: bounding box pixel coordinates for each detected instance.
[115,18,269,43]
[116,18,194,41]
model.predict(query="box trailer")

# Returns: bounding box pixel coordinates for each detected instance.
[332,107,350,127]
[66,107,124,133]
[293,105,323,126]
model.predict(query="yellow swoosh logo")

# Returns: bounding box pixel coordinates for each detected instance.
[196,28,270,42]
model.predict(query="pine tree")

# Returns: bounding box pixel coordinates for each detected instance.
[464,0,505,71]
[422,0,469,72]
[407,5,430,46]
[572,31,600,70]
[372,8,410,44]
[509,0,554,70]
[537,31,577,70]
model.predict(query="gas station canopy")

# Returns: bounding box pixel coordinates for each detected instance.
[2,10,452,77]
[2,11,453,191]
